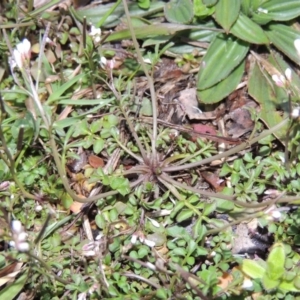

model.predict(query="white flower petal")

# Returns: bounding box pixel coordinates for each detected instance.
[13,49,22,69]
[242,278,253,289]
[18,232,28,242]
[11,220,22,234]
[143,238,155,248]
[285,68,292,81]
[22,39,31,54]
[147,217,160,228]
[291,107,300,119]
[271,210,281,220]
[294,39,300,57]
[17,242,30,252]
[131,234,138,244]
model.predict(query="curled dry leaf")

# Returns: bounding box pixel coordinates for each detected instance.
[88,155,104,168]
[70,199,84,214]
[177,88,225,120]
[201,171,225,192]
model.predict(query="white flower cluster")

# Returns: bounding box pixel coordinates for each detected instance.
[130,231,155,248]
[9,220,29,252]
[10,39,31,70]
[270,38,300,89]
[89,25,101,43]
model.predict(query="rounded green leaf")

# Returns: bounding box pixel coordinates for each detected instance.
[266,243,286,280]
[230,13,269,44]
[197,60,245,104]
[197,34,249,90]
[265,23,300,65]
[203,0,218,6]
[194,0,215,18]
[176,209,194,223]
[279,279,300,292]
[242,259,266,279]
[262,274,280,291]
[215,0,240,32]
[164,0,194,24]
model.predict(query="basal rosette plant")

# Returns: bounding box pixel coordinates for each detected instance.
[2,0,300,299]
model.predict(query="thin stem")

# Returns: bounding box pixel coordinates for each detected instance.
[159,175,202,217]
[108,78,148,162]
[114,135,144,163]
[162,118,289,172]
[29,253,69,285]
[121,0,158,157]
[160,172,235,201]
[160,172,288,209]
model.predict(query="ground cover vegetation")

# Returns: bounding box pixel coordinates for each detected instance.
[1,0,300,299]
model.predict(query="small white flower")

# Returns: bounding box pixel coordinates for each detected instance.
[100,56,107,67]
[294,39,300,57]
[272,74,286,87]
[10,220,29,252]
[89,25,101,43]
[143,58,152,64]
[257,7,268,14]
[11,220,23,234]
[77,292,87,300]
[9,241,16,248]
[242,278,253,289]
[147,217,160,228]
[12,39,31,69]
[291,107,300,119]
[271,210,282,221]
[18,232,28,242]
[100,56,116,70]
[17,242,30,252]
[145,262,156,270]
[285,68,292,81]
[35,205,43,212]
[143,238,155,248]
[131,234,138,244]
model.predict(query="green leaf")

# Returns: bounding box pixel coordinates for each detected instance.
[266,243,285,280]
[172,247,186,256]
[203,202,216,216]
[242,259,266,279]
[230,13,269,44]
[72,1,165,28]
[164,0,194,24]
[198,60,245,104]
[197,34,249,90]
[194,0,215,17]
[93,138,105,154]
[176,209,194,223]
[258,0,300,22]
[265,23,300,65]
[61,192,73,209]
[248,60,288,142]
[215,0,240,32]
[47,74,84,104]
[0,271,28,299]
[203,0,218,6]
[186,240,197,256]
[214,187,234,212]
[138,0,150,9]
[279,279,300,292]
[262,274,280,291]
